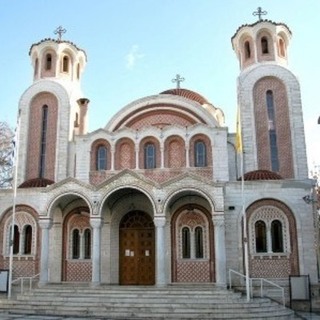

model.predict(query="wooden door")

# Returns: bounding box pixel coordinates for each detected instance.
[119,211,155,285]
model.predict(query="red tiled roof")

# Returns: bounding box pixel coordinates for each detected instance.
[19,178,55,188]
[238,170,283,181]
[160,88,209,105]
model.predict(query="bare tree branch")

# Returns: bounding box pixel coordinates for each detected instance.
[0,121,14,188]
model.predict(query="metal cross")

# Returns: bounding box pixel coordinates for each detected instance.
[252,7,267,21]
[54,26,66,41]
[172,74,185,89]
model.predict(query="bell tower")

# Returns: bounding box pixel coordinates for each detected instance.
[17,27,89,185]
[232,9,308,179]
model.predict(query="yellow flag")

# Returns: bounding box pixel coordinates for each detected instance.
[235,107,243,153]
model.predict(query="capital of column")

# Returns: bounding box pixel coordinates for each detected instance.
[154,216,166,228]
[38,219,53,230]
[90,217,103,229]
[212,214,225,229]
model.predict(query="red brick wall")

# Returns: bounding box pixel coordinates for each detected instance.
[27,93,58,180]
[253,77,294,178]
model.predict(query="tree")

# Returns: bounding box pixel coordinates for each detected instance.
[0,121,14,188]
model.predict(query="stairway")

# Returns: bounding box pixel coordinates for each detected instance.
[0,284,296,319]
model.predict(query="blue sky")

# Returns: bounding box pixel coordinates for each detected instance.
[1,0,319,173]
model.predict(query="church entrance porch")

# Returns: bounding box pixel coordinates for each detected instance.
[119,211,155,285]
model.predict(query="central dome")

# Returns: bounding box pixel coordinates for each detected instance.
[160,88,209,105]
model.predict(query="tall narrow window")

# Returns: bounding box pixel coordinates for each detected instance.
[261,37,269,54]
[96,146,107,170]
[271,220,283,252]
[84,229,91,259]
[63,56,69,72]
[266,90,279,172]
[195,141,206,167]
[144,143,156,169]
[10,225,20,254]
[255,220,267,253]
[279,39,285,57]
[72,229,80,259]
[46,54,52,70]
[244,41,251,59]
[195,227,204,258]
[182,227,191,259]
[24,225,32,254]
[34,58,39,77]
[77,63,80,79]
[39,105,48,178]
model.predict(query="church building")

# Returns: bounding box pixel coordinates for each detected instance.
[0,13,317,296]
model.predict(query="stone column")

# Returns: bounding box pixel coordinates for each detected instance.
[111,146,115,171]
[135,145,139,169]
[39,219,52,285]
[212,214,227,286]
[185,146,190,167]
[90,218,103,286]
[154,216,166,286]
[160,146,164,168]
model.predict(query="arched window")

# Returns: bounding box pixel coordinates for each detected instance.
[63,56,69,72]
[195,141,206,167]
[39,105,48,178]
[279,38,285,57]
[182,227,191,259]
[34,58,39,76]
[24,225,32,254]
[271,220,283,252]
[144,143,156,169]
[261,37,269,54]
[244,41,251,59]
[195,227,204,258]
[11,225,20,254]
[46,54,52,70]
[96,146,107,170]
[72,229,80,259]
[84,229,91,259]
[255,220,267,252]
[266,90,279,172]
[77,63,80,79]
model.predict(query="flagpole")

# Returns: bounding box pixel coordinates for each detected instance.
[8,110,21,299]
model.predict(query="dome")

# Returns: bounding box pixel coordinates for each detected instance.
[160,88,209,105]
[19,178,55,188]
[238,170,283,181]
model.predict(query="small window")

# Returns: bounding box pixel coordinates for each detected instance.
[34,58,39,76]
[46,54,52,70]
[255,220,267,253]
[271,220,283,252]
[144,143,156,169]
[182,227,191,259]
[24,225,32,254]
[261,37,269,54]
[195,227,204,258]
[11,225,20,254]
[77,63,80,79]
[244,41,251,59]
[96,146,107,170]
[72,229,80,259]
[63,56,69,72]
[279,38,285,57]
[84,229,91,259]
[39,105,48,178]
[195,141,207,167]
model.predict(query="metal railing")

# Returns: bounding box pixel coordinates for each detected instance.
[11,273,40,295]
[228,269,285,307]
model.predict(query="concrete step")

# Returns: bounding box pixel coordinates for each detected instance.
[0,284,296,319]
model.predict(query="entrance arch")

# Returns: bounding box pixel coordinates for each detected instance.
[119,211,155,285]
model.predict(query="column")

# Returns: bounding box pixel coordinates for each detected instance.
[90,217,103,286]
[135,145,139,169]
[185,146,190,167]
[154,216,166,286]
[111,147,115,171]
[38,219,52,285]
[160,146,164,168]
[212,214,227,286]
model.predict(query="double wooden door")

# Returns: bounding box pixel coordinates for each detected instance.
[119,211,155,285]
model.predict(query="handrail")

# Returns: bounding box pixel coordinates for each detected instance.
[11,273,40,295]
[229,269,285,307]
[251,277,285,307]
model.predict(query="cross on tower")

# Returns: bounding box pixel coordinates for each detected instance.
[54,26,66,41]
[172,74,185,89]
[252,7,267,21]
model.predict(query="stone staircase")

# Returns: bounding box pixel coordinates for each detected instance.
[0,284,297,319]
